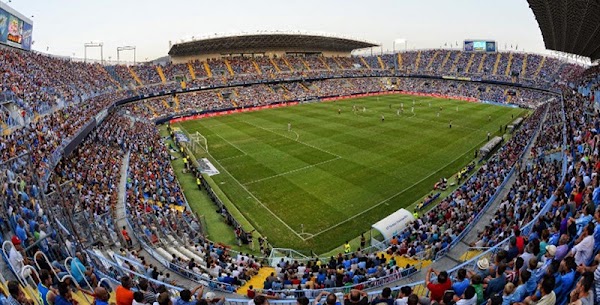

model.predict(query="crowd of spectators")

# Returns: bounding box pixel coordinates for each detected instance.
[2,44,599,305]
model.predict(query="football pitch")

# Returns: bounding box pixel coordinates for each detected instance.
[176,94,527,253]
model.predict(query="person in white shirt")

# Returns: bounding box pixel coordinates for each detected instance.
[570,224,595,266]
[8,236,31,279]
[454,286,477,305]
[394,286,412,305]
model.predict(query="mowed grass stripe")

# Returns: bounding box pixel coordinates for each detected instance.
[179,94,526,252]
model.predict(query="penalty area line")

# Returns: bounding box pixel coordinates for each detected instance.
[177,123,307,241]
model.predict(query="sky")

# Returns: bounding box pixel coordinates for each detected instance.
[4,0,549,62]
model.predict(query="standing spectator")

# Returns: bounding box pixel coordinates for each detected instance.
[116,276,134,305]
[122,226,133,248]
[425,268,452,303]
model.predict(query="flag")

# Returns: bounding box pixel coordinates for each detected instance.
[444,43,447,47]
[515,44,518,50]
[456,41,458,46]
[511,44,513,49]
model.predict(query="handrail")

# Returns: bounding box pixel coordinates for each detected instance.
[84,249,184,294]
[34,251,61,282]
[20,266,42,305]
[2,240,28,288]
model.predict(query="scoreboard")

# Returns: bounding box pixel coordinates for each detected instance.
[464,40,496,53]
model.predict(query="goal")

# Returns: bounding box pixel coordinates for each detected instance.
[189,131,209,154]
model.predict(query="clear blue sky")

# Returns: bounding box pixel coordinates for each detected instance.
[6,0,546,61]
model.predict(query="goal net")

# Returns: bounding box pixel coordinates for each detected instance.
[189,131,209,155]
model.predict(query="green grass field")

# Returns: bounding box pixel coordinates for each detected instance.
[176,94,526,253]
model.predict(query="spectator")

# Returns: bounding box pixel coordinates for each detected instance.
[371,287,394,305]
[116,276,134,305]
[395,286,412,305]
[344,290,368,305]
[425,268,452,303]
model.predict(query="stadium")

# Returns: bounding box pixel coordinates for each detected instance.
[1,1,600,305]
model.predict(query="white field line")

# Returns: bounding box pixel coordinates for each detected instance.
[241,120,342,158]
[213,133,248,156]
[179,124,307,241]
[304,138,485,240]
[244,157,342,186]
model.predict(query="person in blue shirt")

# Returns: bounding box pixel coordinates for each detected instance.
[503,270,531,305]
[38,270,57,305]
[452,269,470,297]
[93,287,110,305]
[53,282,73,305]
[15,219,28,247]
[557,256,577,305]
[485,265,507,299]
[70,252,98,288]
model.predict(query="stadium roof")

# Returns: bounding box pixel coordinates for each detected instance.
[168,31,379,56]
[527,0,600,60]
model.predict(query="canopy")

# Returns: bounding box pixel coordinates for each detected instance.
[371,208,415,241]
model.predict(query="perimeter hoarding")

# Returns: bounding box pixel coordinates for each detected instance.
[0,7,33,51]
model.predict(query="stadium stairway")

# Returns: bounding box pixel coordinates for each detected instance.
[146,104,159,117]
[440,51,452,71]
[269,58,282,72]
[477,53,487,73]
[377,56,386,69]
[397,53,403,70]
[173,95,180,111]
[521,54,528,76]
[360,57,371,69]
[127,66,144,86]
[492,52,502,74]
[252,59,263,75]
[504,89,513,104]
[282,57,294,72]
[415,51,422,71]
[157,66,167,83]
[450,52,462,73]
[333,57,346,69]
[534,56,546,77]
[299,83,310,91]
[187,62,196,80]
[459,249,482,262]
[224,59,235,76]
[465,53,475,73]
[505,53,514,76]
[203,61,213,78]
[425,50,439,71]
[161,99,171,109]
[235,266,276,295]
[300,58,311,71]
[319,57,332,71]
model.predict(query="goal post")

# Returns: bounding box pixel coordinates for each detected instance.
[190,131,208,154]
